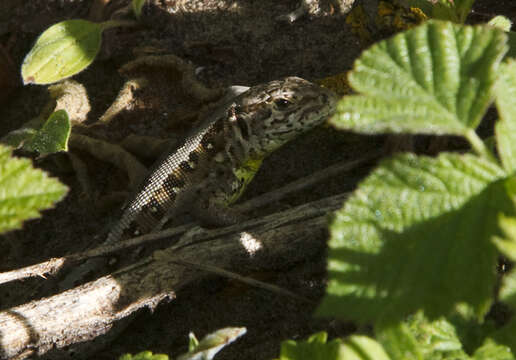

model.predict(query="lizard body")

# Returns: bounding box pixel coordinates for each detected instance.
[61,77,336,289]
[106,76,337,244]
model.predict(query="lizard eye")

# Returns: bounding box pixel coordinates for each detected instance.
[274,98,291,109]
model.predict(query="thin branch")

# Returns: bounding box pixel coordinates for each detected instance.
[236,149,380,212]
[0,198,335,359]
[0,150,377,285]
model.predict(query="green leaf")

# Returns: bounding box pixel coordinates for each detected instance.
[500,268,516,306]
[506,32,516,59]
[492,213,516,261]
[278,332,343,360]
[132,0,146,18]
[376,321,424,360]
[498,205,516,305]
[495,61,516,173]
[23,110,71,155]
[453,0,476,23]
[404,1,434,16]
[489,16,513,32]
[1,128,37,149]
[119,351,169,360]
[0,144,68,234]
[317,153,510,324]
[188,332,199,352]
[340,336,391,360]
[278,333,391,360]
[491,319,516,355]
[177,327,246,360]
[21,19,103,85]
[378,313,471,360]
[472,339,514,360]
[330,21,507,137]
[432,0,475,23]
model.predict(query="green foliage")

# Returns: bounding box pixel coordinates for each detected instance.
[177,327,246,360]
[489,16,513,32]
[0,144,68,234]
[277,332,344,360]
[316,19,516,359]
[119,351,168,360]
[317,153,510,323]
[506,32,516,59]
[120,328,246,360]
[379,312,516,360]
[188,332,200,352]
[378,313,468,359]
[330,21,507,140]
[132,0,146,18]
[406,0,475,23]
[24,110,71,155]
[278,315,513,360]
[494,61,516,173]
[277,332,390,360]
[431,0,475,23]
[1,127,37,149]
[21,20,104,85]
[2,110,72,155]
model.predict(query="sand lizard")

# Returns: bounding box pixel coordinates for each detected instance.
[60,76,337,288]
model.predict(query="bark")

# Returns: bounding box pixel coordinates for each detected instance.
[0,194,346,360]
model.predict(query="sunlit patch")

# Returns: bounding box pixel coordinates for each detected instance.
[239,232,262,256]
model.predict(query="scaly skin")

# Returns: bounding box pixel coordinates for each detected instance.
[60,77,336,289]
[107,76,337,243]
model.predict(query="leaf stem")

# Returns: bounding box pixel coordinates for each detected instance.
[100,20,139,30]
[465,129,497,163]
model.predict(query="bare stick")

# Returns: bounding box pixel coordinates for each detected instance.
[0,200,333,359]
[0,192,346,285]
[236,149,380,213]
[0,150,376,285]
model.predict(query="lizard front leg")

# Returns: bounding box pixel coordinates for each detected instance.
[187,157,263,227]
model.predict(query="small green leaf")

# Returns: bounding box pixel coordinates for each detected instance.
[188,332,199,352]
[492,319,516,356]
[403,1,433,16]
[177,327,246,360]
[119,351,168,360]
[500,268,516,306]
[0,144,68,234]
[23,110,71,155]
[472,339,514,360]
[506,32,516,58]
[376,321,424,360]
[1,128,37,149]
[427,0,475,23]
[330,21,507,137]
[132,0,146,18]
[495,61,516,173]
[21,19,104,85]
[378,313,470,360]
[492,213,516,261]
[279,332,342,360]
[489,16,513,32]
[317,153,510,324]
[340,336,391,360]
[279,332,390,360]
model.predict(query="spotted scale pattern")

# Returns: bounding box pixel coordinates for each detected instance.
[105,76,337,244]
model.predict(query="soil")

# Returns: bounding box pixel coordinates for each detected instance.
[0,0,515,359]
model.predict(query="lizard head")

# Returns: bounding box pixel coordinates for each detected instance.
[233,76,338,157]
